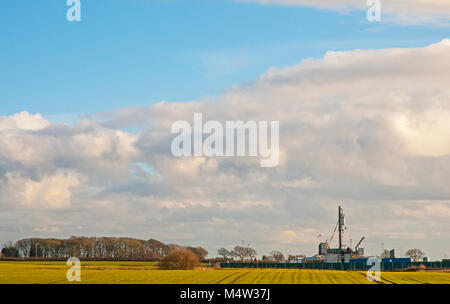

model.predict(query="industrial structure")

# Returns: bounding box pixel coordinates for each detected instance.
[316,205,366,263]
[221,204,450,270]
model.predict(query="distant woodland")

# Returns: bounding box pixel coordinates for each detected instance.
[1,237,208,261]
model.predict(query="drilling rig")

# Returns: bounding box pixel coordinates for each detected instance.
[318,205,366,263]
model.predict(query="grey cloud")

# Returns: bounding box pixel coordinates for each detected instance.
[1,40,450,258]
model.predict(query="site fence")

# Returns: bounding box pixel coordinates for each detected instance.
[221,260,450,271]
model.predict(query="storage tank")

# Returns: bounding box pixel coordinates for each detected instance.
[319,242,327,255]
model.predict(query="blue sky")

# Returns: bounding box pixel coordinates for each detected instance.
[1,0,448,118]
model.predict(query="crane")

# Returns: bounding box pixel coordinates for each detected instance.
[326,220,339,249]
[354,236,365,254]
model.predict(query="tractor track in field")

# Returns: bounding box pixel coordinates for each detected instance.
[383,274,425,284]
[357,271,388,284]
[45,272,100,284]
[324,271,339,284]
[228,270,254,284]
[215,270,248,284]
[251,269,271,284]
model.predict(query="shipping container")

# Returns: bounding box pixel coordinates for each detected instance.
[381,258,411,263]
[350,258,368,263]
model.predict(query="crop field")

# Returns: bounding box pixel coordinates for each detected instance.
[0,261,449,284]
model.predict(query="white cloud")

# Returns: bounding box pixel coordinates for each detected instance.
[3,171,80,210]
[0,111,50,131]
[277,228,320,245]
[277,177,317,189]
[239,0,450,24]
[394,109,450,157]
[1,40,450,258]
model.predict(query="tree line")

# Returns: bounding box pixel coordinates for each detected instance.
[217,246,257,261]
[217,246,428,262]
[217,247,303,263]
[1,237,207,260]
[1,237,427,263]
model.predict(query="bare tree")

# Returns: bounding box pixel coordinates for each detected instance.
[146,239,169,258]
[378,249,390,259]
[217,248,232,260]
[247,248,257,260]
[232,246,257,261]
[233,246,246,261]
[406,248,425,262]
[270,251,285,262]
[186,246,208,259]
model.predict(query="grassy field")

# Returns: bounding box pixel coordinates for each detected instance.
[0,261,449,284]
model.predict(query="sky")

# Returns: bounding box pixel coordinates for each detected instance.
[1,0,449,116]
[0,0,450,259]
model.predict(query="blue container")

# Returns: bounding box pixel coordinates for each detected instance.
[381,258,411,263]
[350,258,368,263]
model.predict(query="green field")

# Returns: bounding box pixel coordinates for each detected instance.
[0,261,449,284]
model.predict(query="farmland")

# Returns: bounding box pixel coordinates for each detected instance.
[0,261,449,284]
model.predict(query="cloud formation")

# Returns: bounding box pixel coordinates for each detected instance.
[239,0,450,24]
[1,39,450,258]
